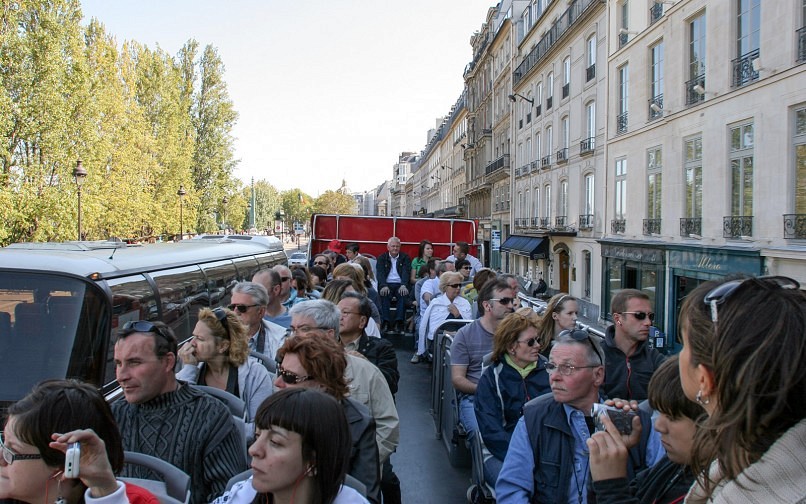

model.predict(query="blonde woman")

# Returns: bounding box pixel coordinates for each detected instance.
[413,271,472,363]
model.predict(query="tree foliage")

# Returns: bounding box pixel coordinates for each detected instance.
[314,190,358,216]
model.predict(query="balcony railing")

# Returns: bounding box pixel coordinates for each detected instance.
[539,217,551,228]
[618,32,629,48]
[643,218,661,235]
[485,154,510,176]
[531,217,541,227]
[519,119,523,129]
[531,160,539,172]
[535,104,542,116]
[481,128,493,137]
[616,112,628,134]
[546,96,553,110]
[580,137,595,154]
[686,74,705,106]
[649,2,664,24]
[648,94,663,120]
[562,83,570,99]
[555,216,567,229]
[784,214,806,238]
[579,214,594,230]
[680,218,702,237]
[723,215,753,238]
[541,155,552,168]
[611,219,626,234]
[526,112,532,123]
[556,148,569,163]
[798,26,806,63]
[586,64,595,82]
[732,49,760,88]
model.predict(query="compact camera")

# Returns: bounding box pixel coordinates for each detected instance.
[64,442,80,478]
[591,403,637,435]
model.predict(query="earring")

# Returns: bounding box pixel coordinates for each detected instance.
[695,389,710,405]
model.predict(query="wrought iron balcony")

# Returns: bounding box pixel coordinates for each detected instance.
[580,137,595,155]
[562,83,570,99]
[648,94,663,120]
[481,128,493,137]
[649,2,664,24]
[531,217,541,227]
[784,214,806,239]
[685,74,705,105]
[643,218,661,235]
[519,119,523,129]
[586,64,595,82]
[527,112,532,123]
[555,216,567,229]
[531,161,539,172]
[556,148,569,163]
[611,219,626,234]
[541,155,552,168]
[732,49,760,88]
[798,27,806,63]
[539,217,551,228]
[618,32,629,48]
[616,112,628,134]
[485,154,510,176]
[505,201,510,210]
[579,214,594,230]
[535,104,542,117]
[723,215,753,238]
[546,96,553,110]
[680,218,702,237]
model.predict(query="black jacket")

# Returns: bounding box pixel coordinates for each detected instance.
[343,397,381,504]
[602,325,666,401]
[355,333,399,395]
[376,251,412,290]
[592,456,694,504]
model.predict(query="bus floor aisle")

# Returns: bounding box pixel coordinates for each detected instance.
[391,344,470,503]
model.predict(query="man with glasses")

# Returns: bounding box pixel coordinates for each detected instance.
[111,320,247,503]
[496,330,663,503]
[231,281,287,363]
[252,269,291,328]
[273,264,307,308]
[311,253,332,280]
[603,289,666,401]
[451,279,517,440]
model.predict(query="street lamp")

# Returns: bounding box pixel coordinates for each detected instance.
[177,185,186,240]
[72,159,88,241]
[222,196,229,233]
[278,208,285,242]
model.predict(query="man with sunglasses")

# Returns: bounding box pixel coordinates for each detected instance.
[602,289,666,401]
[273,264,307,309]
[252,269,292,328]
[111,321,247,503]
[451,279,517,441]
[497,330,663,503]
[231,281,287,363]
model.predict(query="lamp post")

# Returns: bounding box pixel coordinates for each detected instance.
[222,196,229,233]
[278,208,285,242]
[72,159,88,241]
[176,185,186,240]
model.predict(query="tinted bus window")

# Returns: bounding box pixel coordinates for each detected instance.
[201,260,239,308]
[0,272,107,404]
[255,251,286,270]
[150,265,207,343]
[232,256,261,281]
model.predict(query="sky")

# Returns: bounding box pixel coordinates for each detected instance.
[79,0,497,197]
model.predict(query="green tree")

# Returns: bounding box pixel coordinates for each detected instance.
[281,189,313,231]
[242,179,282,232]
[314,190,358,216]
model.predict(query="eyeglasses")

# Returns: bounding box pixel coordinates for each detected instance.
[621,311,655,322]
[517,337,539,347]
[490,297,515,306]
[559,329,603,365]
[227,303,259,314]
[704,275,799,323]
[461,266,472,270]
[280,277,291,283]
[546,362,601,376]
[447,283,462,289]
[277,366,313,384]
[0,432,42,465]
[285,325,328,337]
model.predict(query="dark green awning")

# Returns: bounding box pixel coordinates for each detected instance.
[500,235,548,260]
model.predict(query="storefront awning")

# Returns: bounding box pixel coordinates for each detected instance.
[500,235,548,260]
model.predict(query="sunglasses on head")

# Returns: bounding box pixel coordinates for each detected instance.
[559,328,603,365]
[277,366,312,384]
[621,311,655,322]
[213,307,229,335]
[227,303,259,314]
[704,275,799,323]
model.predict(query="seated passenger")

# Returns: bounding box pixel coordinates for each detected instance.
[1,379,158,504]
[496,329,664,503]
[590,355,701,503]
[475,309,550,488]
[275,333,381,504]
[177,307,273,440]
[413,271,472,364]
[229,281,287,363]
[221,388,369,504]
[323,279,380,338]
[461,268,497,315]
[535,293,579,357]
[332,263,382,325]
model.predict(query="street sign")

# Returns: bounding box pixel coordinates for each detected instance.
[492,229,501,251]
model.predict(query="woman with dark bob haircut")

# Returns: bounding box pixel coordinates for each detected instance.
[677,275,806,502]
[218,388,368,504]
[0,379,156,503]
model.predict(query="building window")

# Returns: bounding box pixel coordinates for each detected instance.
[584,173,595,216]
[617,65,629,133]
[619,1,630,46]
[545,184,552,219]
[737,0,761,58]
[524,189,531,220]
[687,12,707,104]
[561,116,570,149]
[649,41,664,119]
[615,158,627,220]
[536,81,543,115]
[647,146,662,221]
[535,132,542,162]
[730,122,754,217]
[796,107,806,215]
[546,125,553,158]
[533,185,540,220]
[586,35,596,81]
[547,72,554,109]
[584,101,596,150]
[685,136,703,219]
[583,250,591,299]
[563,57,571,98]
[559,180,568,221]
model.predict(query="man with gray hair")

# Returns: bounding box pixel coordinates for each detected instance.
[496,329,664,503]
[376,236,412,333]
[288,300,400,468]
[230,281,287,362]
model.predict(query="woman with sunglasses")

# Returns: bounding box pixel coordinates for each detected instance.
[177,307,273,441]
[413,271,473,363]
[0,379,157,504]
[474,308,551,488]
[535,293,579,357]
[677,276,806,503]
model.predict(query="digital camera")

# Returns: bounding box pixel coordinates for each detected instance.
[591,403,636,435]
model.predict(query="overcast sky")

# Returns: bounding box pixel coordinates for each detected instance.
[79,0,496,196]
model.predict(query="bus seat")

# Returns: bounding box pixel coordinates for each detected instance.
[467,431,496,503]
[121,451,191,504]
[249,350,276,374]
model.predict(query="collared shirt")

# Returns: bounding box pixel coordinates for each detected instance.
[386,255,401,284]
[563,404,594,504]
[248,319,287,361]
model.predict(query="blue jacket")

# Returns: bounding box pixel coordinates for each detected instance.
[474,356,551,461]
[375,251,412,290]
[496,394,661,504]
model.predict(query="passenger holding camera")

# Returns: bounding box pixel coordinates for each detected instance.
[496,330,664,504]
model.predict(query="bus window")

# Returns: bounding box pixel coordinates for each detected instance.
[201,260,239,308]
[255,251,287,270]
[149,265,207,343]
[0,272,107,406]
[232,256,261,281]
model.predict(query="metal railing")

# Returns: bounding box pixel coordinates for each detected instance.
[539,217,550,228]
[562,83,570,99]
[611,219,626,234]
[556,148,568,163]
[723,215,753,238]
[546,96,553,110]
[541,155,552,168]
[643,218,661,235]
[531,217,541,227]
[535,104,542,117]
[579,214,594,230]
[555,216,567,228]
[680,217,702,237]
[798,27,806,63]
[618,32,629,47]
[685,74,705,105]
[616,112,628,134]
[649,2,664,24]
[648,94,663,119]
[586,64,595,82]
[484,154,510,176]
[784,214,806,239]
[580,137,595,154]
[732,49,760,88]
